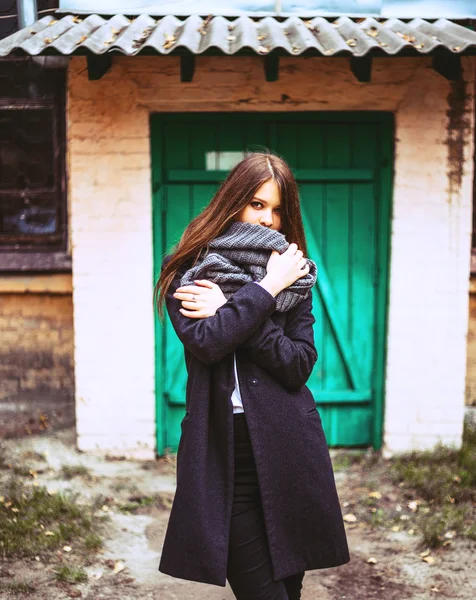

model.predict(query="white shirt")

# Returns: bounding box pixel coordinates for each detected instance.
[231,352,244,413]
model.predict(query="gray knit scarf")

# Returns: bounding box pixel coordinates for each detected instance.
[180,221,317,312]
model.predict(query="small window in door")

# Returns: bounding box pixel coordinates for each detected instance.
[205,151,244,171]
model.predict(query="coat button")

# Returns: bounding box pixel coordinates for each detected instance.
[250,378,259,386]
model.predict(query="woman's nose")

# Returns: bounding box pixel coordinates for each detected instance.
[260,212,273,227]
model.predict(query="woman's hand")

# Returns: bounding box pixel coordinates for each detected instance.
[258,244,310,297]
[173,280,227,318]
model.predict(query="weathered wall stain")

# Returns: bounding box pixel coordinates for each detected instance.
[445,74,471,202]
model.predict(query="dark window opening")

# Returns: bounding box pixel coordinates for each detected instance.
[0,58,69,271]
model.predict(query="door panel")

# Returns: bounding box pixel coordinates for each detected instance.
[152,113,392,453]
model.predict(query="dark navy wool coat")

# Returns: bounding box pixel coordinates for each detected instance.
[158,255,350,587]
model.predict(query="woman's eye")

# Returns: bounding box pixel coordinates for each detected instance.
[274,208,281,213]
[251,201,263,209]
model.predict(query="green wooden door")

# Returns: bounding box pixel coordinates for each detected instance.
[152,113,393,454]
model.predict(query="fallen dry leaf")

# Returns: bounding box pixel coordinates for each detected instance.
[422,556,436,565]
[72,16,83,23]
[444,530,456,539]
[368,491,382,499]
[226,35,236,41]
[408,500,419,512]
[257,45,270,55]
[343,513,357,523]
[47,489,57,495]
[63,546,72,552]
[391,525,400,532]
[257,34,268,41]
[67,590,82,598]
[306,21,319,34]
[430,587,440,593]
[44,531,55,536]
[365,27,379,38]
[291,44,300,53]
[367,557,377,564]
[346,38,357,47]
[163,34,176,49]
[48,20,58,26]
[113,561,126,574]
[397,32,416,44]
[454,46,461,52]
[75,35,87,45]
[44,37,53,44]
[198,15,212,35]
[419,549,431,558]
[11,507,19,513]
[324,48,334,55]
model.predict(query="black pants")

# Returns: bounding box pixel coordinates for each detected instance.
[227,412,305,600]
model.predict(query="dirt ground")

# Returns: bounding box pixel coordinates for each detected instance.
[1,428,475,600]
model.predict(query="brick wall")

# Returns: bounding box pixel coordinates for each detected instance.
[0,276,75,437]
[68,55,475,456]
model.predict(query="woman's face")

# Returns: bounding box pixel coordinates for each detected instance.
[235,179,282,231]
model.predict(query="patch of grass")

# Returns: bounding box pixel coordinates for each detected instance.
[0,581,36,595]
[20,451,47,463]
[0,480,105,559]
[59,464,92,480]
[10,465,33,477]
[385,423,476,546]
[53,565,88,584]
[0,444,8,469]
[119,493,173,513]
[84,532,103,551]
[331,450,366,471]
[417,503,474,548]
[389,426,476,505]
[110,480,129,493]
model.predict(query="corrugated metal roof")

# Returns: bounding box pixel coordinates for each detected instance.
[1,14,476,58]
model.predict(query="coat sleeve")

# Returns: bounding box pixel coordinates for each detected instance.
[162,256,278,365]
[237,290,318,391]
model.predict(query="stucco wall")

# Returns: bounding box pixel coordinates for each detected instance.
[68,55,475,457]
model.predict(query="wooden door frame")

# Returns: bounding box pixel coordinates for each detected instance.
[150,112,394,453]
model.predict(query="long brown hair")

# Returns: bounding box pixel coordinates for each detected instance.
[154,151,308,320]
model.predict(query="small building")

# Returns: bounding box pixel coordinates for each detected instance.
[2,1,476,458]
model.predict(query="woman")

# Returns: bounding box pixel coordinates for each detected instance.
[155,152,350,599]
